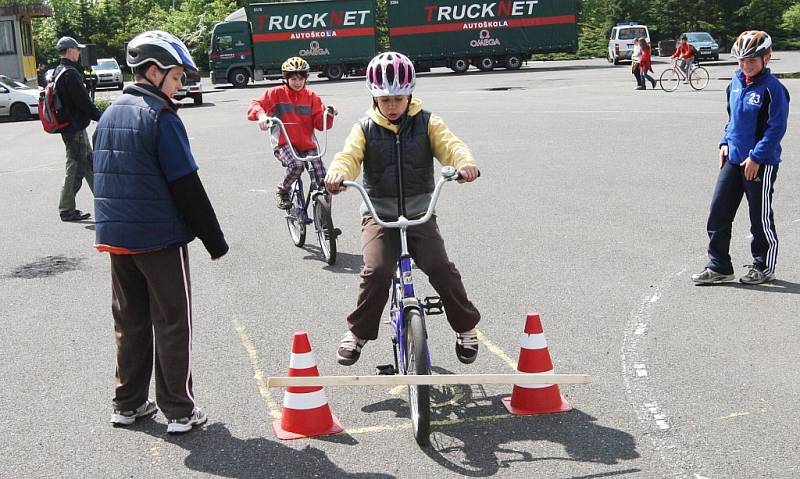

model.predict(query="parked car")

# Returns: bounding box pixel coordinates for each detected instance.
[173,69,203,105]
[0,75,39,121]
[680,32,720,61]
[608,22,650,64]
[91,58,124,89]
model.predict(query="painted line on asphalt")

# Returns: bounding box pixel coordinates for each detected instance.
[232,318,282,420]
[622,268,703,475]
[476,328,518,370]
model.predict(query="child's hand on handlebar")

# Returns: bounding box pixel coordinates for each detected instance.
[324,171,347,194]
[326,105,338,116]
[257,113,272,131]
[457,165,480,183]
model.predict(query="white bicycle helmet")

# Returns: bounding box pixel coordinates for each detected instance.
[365,52,415,97]
[731,30,772,59]
[126,30,198,72]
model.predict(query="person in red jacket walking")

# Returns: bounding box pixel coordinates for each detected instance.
[671,34,696,83]
[638,38,657,89]
[247,57,336,209]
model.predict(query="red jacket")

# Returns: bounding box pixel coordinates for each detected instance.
[247,84,333,151]
[672,43,695,60]
[640,49,653,72]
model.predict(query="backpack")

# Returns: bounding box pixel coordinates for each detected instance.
[38,66,72,133]
[690,44,700,64]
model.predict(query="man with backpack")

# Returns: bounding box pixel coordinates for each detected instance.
[53,36,101,222]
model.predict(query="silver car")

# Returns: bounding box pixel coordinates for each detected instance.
[91,58,124,89]
[682,32,720,61]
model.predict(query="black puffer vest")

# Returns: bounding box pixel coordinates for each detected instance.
[360,110,434,201]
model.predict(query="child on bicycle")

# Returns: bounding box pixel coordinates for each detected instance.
[247,56,336,209]
[324,51,481,366]
[671,34,695,83]
[692,31,790,286]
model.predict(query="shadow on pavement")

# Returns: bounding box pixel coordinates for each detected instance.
[362,367,639,477]
[711,279,800,294]
[301,244,362,274]
[132,421,394,479]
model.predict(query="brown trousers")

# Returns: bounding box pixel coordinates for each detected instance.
[110,246,197,420]
[347,216,481,340]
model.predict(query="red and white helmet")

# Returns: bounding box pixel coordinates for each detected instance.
[731,30,772,59]
[365,52,415,97]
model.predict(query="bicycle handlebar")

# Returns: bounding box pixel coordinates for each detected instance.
[342,166,460,230]
[262,107,333,162]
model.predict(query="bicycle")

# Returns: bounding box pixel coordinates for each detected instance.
[659,58,710,92]
[343,166,463,447]
[264,112,339,265]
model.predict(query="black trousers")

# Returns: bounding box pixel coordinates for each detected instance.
[705,160,779,275]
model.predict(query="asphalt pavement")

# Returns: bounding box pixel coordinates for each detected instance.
[1,52,799,478]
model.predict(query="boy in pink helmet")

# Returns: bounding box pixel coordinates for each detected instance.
[325,51,481,366]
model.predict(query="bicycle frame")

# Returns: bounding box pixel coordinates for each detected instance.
[343,166,459,373]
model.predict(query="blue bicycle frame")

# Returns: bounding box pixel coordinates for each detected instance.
[343,166,459,374]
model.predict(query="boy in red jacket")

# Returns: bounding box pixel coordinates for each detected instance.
[671,34,696,83]
[247,57,335,209]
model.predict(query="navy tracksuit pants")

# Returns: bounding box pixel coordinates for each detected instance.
[705,160,779,275]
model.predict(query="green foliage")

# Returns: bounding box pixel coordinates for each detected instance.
[94,97,112,112]
[33,0,235,69]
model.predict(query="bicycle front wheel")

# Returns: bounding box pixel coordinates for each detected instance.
[659,68,680,92]
[285,186,306,247]
[404,308,431,446]
[312,195,337,265]
[689,66,710,91]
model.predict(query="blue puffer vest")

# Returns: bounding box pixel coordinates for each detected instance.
[360,110,434,199]
[93,86,194,252]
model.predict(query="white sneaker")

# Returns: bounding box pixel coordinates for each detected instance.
[110,399,158,426]
[167,408,207,434]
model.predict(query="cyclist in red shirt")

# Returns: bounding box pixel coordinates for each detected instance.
[671,34,695,83]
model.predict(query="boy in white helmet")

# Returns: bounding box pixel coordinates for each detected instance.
[325,52,481,366]
[692,31,790,285]
[93,31,228,433]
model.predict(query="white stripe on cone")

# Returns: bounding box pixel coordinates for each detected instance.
[514,368,555,389]
[283,389,329,410]
[519,332,548,350]
[289,351,317,370]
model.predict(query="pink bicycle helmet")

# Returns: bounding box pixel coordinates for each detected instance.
[365,52,416,97]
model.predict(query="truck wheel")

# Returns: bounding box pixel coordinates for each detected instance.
[228,68,250,88]
[325,64,345,81]
[450,58,469,73]
[504,54,524,70]
[10,103,30,121]
[192,94,203,105]
[477,57,494,72]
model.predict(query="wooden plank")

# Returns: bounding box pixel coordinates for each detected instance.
[266,373,590,388]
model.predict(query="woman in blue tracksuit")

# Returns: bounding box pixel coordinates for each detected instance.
[692,31,790,285]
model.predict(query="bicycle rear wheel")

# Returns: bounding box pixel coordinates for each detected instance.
[404,308,431,446]
[659,68,680,92]
[312,195,337,265]
[285,185,306,247]
[689,66,710,90]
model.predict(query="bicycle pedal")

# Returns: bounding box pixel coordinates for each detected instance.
[375,364,397,375]
[422,296,444,315]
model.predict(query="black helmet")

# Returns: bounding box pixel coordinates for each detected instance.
[126,30,198,72]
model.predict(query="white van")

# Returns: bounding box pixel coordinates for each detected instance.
[607,22,650,64]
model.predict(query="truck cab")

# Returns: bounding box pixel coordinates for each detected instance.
[607,22,650,65]
[209,19,255,87]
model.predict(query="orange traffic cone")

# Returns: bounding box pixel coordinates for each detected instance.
[273,332,343,439]
[502,313,572,415]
